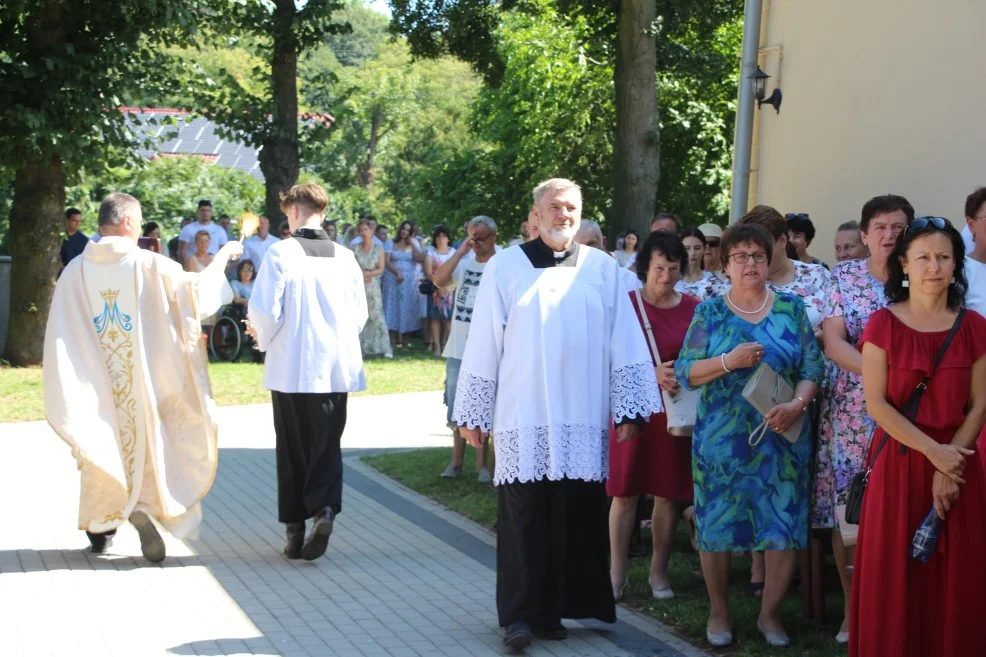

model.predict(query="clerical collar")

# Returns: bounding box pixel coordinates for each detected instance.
[520,237,580,268]
[293,227,329,240]
[293,227,336,258]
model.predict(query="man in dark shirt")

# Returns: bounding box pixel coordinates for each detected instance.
[60,208,88,272]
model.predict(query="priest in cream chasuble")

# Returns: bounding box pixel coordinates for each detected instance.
[43,192,240,562]
[452,179,662,649]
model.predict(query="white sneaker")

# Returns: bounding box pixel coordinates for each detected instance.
[440,463,463,479]
[477,468,492,483]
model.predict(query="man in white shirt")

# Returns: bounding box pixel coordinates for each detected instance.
[242,216,279,268]
[432,215,498,483]
[963,187,986,314]
[248,183,368,562]
[452,179,661,648]
[178,200,228,261]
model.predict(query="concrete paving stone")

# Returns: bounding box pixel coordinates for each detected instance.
[0,399,711,657]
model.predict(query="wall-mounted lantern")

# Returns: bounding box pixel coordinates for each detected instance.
[751,66,782,114]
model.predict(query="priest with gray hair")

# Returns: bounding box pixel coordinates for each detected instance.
[452,178,662,649]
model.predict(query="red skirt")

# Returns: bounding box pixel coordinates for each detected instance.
[607,413,692,500]
[849,428,986,657]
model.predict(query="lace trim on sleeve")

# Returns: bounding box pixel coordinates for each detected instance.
[611,361,663,421]
[451,370,496,432]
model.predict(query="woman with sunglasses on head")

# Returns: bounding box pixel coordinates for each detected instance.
[675,223,823,648]
[814,194,913,644]
[850,216,986,657]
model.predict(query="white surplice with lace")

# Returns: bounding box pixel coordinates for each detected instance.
[451,243,662,485]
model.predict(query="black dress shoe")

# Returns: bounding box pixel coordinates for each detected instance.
[533,622,567,641]
[503,621,533,649]
[284,522,305,560]
[301,508,335,561]
[87,530,116,555]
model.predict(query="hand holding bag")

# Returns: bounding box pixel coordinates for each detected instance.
[842,308,966,526]
[742,361,803,445]
[633,290,698,437]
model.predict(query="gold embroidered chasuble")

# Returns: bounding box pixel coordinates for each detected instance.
[43,237,232,535]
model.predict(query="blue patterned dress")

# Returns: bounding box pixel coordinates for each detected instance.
[382,248,421,334]
[675,293,824,552]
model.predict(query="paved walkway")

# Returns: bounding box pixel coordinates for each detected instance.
[0,392,707,657]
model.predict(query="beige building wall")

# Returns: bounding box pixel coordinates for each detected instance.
[749,0,986,264]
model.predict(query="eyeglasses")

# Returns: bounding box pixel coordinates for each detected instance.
[906,216,950,233]
[729,252,768,264]
[242,268,254,272]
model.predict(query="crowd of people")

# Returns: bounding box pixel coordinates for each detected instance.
[51,180,986,657]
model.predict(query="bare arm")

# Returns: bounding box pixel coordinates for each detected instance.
[384,251,400,276]
[424,254,435,281]
[822,316,861,375]
[686,343,762,387]
[434,239,473,288]
[410,238,426,264]
[862,342,972,482]
[371,250,385,277]
[950,356,986,450]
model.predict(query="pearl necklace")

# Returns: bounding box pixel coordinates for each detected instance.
[726,289,771,315]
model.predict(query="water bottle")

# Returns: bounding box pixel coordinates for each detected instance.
[909,505,942,564]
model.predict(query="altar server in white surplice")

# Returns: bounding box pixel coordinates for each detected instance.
[44,192,241,563]
[453,179,663,650]
[248,183,368,562]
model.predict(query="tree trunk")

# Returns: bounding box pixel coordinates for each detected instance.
[3,156,66,366]
[611,0,659,238]
[259,0,301,230]
[356,106,384,187]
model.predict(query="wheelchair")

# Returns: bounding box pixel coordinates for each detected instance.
[208,304,264,363]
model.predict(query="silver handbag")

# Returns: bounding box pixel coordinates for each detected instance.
[741,361,802,445]
[633,290,698,437]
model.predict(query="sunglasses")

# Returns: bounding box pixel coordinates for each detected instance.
[906,216,950,233]
[785,213,810,221]
[706,240,721,248]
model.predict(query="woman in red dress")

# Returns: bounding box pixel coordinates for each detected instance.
[609,231,700,601]
[851,217,986,657]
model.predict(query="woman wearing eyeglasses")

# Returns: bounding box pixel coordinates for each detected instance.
[231,259,256,306]
[850,216,986,657]
[675,223,823,648]
[814,194,913,644]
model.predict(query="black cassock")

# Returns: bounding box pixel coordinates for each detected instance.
[497,478,616,627]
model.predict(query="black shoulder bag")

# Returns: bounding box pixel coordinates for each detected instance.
[843,308,965,525]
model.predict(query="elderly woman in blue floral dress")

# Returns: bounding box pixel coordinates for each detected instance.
[675,223,823,649]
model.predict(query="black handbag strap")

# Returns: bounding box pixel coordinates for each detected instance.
[864,308,966,473]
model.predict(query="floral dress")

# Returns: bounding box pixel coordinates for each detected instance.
[382,247,421,334]
[811,258,888,528]
[675,294,824,551]
[674,271,714,300]
[354,244,392,357]
[426,248,455,320]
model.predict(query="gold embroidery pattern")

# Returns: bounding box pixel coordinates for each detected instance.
[93,289,138,494]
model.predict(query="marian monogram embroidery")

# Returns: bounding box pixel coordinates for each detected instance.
[93,289,138,499]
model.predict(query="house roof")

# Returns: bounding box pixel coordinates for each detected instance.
[122,107,265,180]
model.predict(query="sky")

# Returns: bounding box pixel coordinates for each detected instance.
[366,0,391,18]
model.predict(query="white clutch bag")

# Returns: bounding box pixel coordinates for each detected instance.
[633,290,698,437]
[742,361,803,445]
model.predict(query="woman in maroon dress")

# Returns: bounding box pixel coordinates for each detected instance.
[851,217,986,657]
[609,231,699,601]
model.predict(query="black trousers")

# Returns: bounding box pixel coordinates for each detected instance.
[496,478,616,628]
[271,391,348,523]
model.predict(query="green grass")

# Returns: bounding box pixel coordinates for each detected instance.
[0,338,444,423]
[362,447,498,530]
[364,446,848,657]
